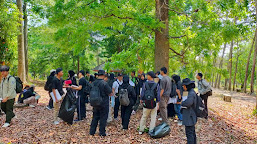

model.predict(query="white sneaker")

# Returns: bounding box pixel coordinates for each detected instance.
[29,104,35,108]
[139,131,143,135]
[131,110,136,115]
[54,121,59,125]
[2,123,10,128]
[158,118,162,121]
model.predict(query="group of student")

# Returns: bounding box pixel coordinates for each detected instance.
[0,65,212,144]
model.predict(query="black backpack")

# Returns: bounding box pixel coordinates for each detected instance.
[194,93,208,118]
[89,80,103,107]
[142,82,157,109]
[170,80,177,98]
[44,76,53,91]
[83,79,92,96]
[8,76,23,94]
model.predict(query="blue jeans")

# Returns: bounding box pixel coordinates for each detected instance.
[174,104,182,121]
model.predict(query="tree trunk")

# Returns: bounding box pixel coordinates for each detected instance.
[255,0,257,109]
[17,0,26,83]
[233,53,240,91]
[218,43,227,89]
[23,2,28,80]
[250,29,257,94]
[155,0,169,73]
[228,40,233,91]
[243,33,256,93]
[77,56,80,74]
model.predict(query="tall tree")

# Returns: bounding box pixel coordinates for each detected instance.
[243,33,255,93]
[23,1,28,79]
[217,43,227,88]
[233,41,241,91]
[228,40,233,91]
[155,0,169,72]
[17,0,26,82]
[250,30,257,94]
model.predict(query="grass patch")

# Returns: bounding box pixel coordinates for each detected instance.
[252,109,257,116]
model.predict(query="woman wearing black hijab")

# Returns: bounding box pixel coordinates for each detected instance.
[67,70,77,86]
[119,75,136,130]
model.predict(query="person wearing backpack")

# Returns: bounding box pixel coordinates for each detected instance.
[119,75,136,130]
[0,66,16,128]
[179,78,197,144]
[196,73,212,119]
[132,73,146,114]
[89,70,112,136]
[112,73,123,121]
[45,69,56,110]
[69,70,90,121]
[139,71,160,135]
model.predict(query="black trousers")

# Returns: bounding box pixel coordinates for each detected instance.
[121,105,133,129]
[167,103,176,118]
[48,93,53,108]
[90,105,109,136]
[1,98,15,123]
[185,125,197,144]
[200,94,208,117]
[114,97,120,119]
[77,95,86,120]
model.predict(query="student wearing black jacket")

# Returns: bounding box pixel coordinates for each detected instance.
[119,75,136,130]
[179,78,197,144]
[46,70,56,110]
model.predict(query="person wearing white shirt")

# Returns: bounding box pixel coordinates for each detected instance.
[112,74,123,120]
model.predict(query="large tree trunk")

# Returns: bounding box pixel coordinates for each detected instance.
[250,30,257,94]
[155,0,169,73]
[17,0,26,83]
[243,33,255,93]
[228,40,233,91]
[23,2,28,80]
[218,43,227,89]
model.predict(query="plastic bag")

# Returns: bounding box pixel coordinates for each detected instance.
[149,122,171,138]
[58,89,77,125]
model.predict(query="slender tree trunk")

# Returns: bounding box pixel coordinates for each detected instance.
[77,56,80,74]
[228,40,233,91]
[250,29,257,94]
[23,2,28,80]
[243,33,255,93]
[17,0,26,82]
[218,43,227,89]
[211,57,216,87]
[255,0,257,109]
[233,53,240,91]
[155,0,169,73]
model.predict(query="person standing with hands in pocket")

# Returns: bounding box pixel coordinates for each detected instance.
[0,66,16,128]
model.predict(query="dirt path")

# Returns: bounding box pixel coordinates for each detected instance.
[0,87,256,143]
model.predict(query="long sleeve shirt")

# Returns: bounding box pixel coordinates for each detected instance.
[0,74,16,100]
[197,79,212,95]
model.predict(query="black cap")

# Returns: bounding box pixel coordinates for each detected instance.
[56,68,63,74]
[79,70,85,76]
[182,78,195,86]
[97,70,105,76]
[147,71,156,78]
[117,73,123,77]
[0,66,9,72]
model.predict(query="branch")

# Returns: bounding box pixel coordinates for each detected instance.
[87,0,96,6]
[102,14,133,20]
[169,48,183,56]
[168,34,186,39]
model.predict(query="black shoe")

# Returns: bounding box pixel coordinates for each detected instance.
[99,133,106,136]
